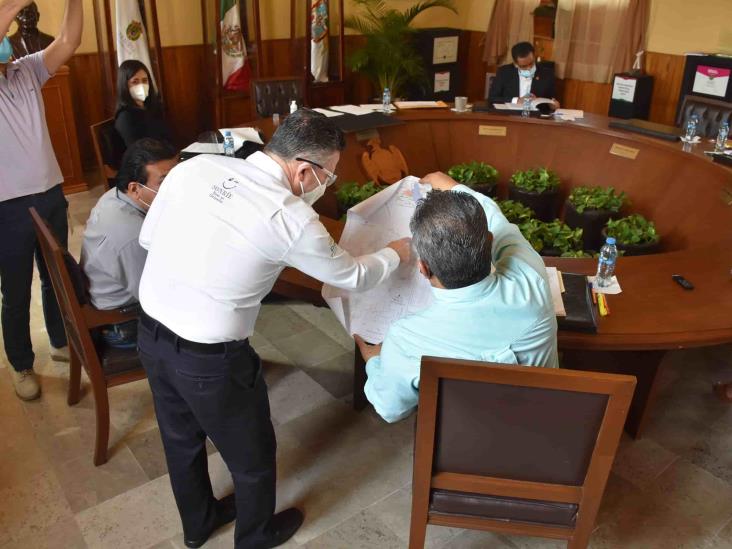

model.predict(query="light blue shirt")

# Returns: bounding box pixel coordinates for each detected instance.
[364,185,558,423]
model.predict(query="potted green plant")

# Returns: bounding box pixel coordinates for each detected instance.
[498,200,535,224]
[448,161,499,197]
[345,0,457,99]
[565,186,628,251]
[517,218,583,256]
[508,168,561,222]
[603,214,661,256]
[336,180,383,219]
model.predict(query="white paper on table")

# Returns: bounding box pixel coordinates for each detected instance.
[218,127,264,150]
[312,108,344,117]
[545,267,566,317]
[589,276,623,295]
[692,66,730,98]
[329,104,374,116]
[322,177,434,343]
[611,76,637,102]
[556,108,584,120]
[181,142,224,154]
[359,103,396,112]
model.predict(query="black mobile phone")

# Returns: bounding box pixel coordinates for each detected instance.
[672,274,694,290]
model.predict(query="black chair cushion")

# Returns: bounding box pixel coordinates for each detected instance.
[678,96,732,138]
[252,79,304,118]
[430,489,578,527]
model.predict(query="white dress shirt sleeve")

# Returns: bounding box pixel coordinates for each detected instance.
[284,219,400,291]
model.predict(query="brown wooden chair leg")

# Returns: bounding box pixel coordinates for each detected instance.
[67,347,82,406]
[91,377,111,466]
[408,491,429,549]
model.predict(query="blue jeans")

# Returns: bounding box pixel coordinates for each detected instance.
[0,185,68,372]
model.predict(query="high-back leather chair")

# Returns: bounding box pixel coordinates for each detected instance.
[90,119,126,188]
[676,94,732,138]
[409,357,636,549]
[250,77,305,119]
[29,207,145,466]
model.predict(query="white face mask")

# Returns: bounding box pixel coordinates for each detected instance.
[299,168,326,206]
[130,83,150,103]
[138,183,158,210]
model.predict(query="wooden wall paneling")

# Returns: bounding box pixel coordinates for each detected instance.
[159,45,208,146]
[67,53,105,171]
[464,31,491,101]
[645,51,686,126]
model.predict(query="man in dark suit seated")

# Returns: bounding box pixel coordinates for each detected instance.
[488,41,560,108]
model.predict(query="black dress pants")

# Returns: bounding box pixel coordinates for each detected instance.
[0,184,68,372]
[137,312,277,548]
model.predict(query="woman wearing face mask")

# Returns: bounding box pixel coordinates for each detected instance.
[114,59,171,148]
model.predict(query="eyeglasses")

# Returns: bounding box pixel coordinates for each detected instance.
[296,157,338,187]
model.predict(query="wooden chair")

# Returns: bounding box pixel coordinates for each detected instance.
[250,77,305,119]
[29,207,145,466]
[676,94,732,138]
[90,118,125,188]
[409,357,636,549]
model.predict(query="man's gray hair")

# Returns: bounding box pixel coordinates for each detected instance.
[410,190,492,289]
[264,108,346,164]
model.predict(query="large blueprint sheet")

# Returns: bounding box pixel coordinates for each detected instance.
[322,177,433,343]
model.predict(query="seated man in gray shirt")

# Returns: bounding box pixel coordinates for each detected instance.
[81,138,177,347]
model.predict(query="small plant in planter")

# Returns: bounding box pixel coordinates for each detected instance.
[336,180,383,218]
[565,186,628,251]
[447,161,499,197]
[498,200,535,225]
[517,218,583,256]
[508,168,561,222]
[604,214,661,256]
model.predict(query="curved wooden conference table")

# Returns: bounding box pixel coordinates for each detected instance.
[258,109,732,437]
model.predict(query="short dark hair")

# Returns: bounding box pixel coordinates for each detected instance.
[264,108,346,164]
[410,190,492,290]
[116,138,178,194]
[511,41,535,62]
[115,60,161,114]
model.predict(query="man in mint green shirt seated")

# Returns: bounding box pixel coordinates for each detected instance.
[355,172,558,423]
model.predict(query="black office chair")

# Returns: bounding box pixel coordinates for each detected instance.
[250,77,305,119]
[676,94,732,138]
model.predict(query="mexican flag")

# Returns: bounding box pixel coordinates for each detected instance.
[220,0,250,91]
[310,0,329,82]
[116,0,155,85]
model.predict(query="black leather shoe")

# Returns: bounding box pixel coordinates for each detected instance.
[184,494,237,548]
[261,508,304,548]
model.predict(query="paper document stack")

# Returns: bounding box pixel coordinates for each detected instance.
[323,177,433,343]
[545,267,566,317]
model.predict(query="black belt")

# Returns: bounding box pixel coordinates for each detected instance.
[139,311,247,355]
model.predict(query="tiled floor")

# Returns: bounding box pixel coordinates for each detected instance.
[2,185,732,548]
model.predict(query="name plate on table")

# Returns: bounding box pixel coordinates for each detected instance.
[479,125,507,137]
[609,143,640,160]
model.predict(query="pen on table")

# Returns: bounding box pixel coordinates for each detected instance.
[588,281,597,304]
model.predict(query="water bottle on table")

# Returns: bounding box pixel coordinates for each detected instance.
[382,87,391,114]
[289,100,298,114]
[223,131,235,157]
[522,96,531,117]
[595,237,618,288]
[715,121,729,152]
[684,114,699,142]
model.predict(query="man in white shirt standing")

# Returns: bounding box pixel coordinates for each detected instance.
[0,0,82,401]
[137,109,410,549]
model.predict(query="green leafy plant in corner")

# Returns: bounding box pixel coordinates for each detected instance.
[605,214,658,245]
[447,161,499,187]
[560,250,594,258]
[568,186,627,213]
[518,218,583,255]
[510,168,561,194]
[498,200,535,225]
[336,180,384,212]
[345,0,458,98]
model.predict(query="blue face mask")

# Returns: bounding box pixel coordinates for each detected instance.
[0,36,12,64]
[518,65,536,79]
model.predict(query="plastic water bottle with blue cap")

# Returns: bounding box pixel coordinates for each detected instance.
[684,114,699,142]
[522,96,531,117]
[596,237,618,288]
[715,121,729,152]
[223,131,235,157]
[382,87,391,114]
